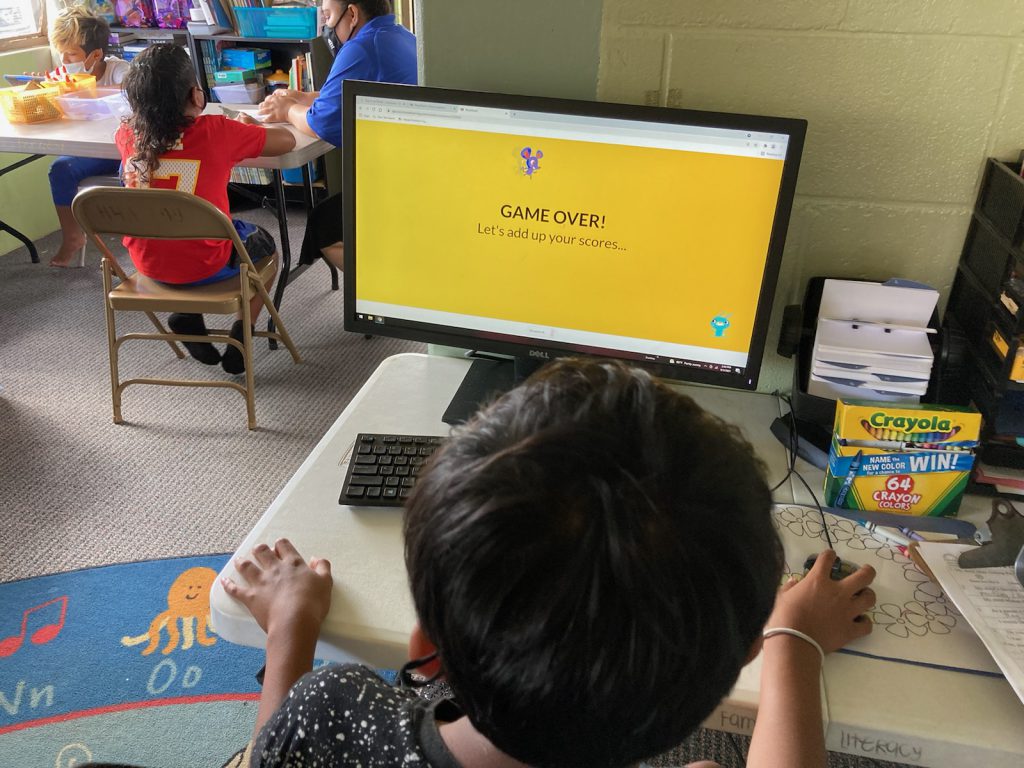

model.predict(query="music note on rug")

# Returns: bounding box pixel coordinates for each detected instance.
[0,596,69,657]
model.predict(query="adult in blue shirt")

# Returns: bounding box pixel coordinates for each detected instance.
[258,0,416,268]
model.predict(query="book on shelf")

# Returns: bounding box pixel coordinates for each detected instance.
[287,53,312,92]
[230,167,274,185]
[197,0,239,33]
[187,21,232,35]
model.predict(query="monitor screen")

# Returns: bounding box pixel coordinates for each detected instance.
[342,81,806,408]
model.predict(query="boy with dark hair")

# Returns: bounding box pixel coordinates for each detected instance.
[223,358,876,767]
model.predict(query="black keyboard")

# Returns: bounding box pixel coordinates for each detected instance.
[338,433,446,507]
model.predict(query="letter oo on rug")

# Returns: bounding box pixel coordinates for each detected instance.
[121,567,218,655]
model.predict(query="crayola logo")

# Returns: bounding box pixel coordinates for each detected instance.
[867,413,953,432]
[861,416,959,442]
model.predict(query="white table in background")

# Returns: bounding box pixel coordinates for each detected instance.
[0,105,331,313]
[210,352,1024,767]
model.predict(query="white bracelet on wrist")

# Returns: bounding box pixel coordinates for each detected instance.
[762,627,825,664]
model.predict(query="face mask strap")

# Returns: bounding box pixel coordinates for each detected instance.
[398,651,440,689]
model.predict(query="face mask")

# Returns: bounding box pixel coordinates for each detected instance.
[321,24,341,54]
[63,60,88,74]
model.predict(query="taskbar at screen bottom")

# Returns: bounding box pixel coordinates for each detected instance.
[354,312,751,382]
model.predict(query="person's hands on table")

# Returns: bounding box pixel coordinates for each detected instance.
[258,88,315,123]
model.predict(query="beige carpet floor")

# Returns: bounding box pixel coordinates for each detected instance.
[0,205,423,583]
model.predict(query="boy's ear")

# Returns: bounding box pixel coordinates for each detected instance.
[744,635,764,665]
[408,622,443,679]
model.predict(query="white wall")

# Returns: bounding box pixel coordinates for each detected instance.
[599,0,1024,390]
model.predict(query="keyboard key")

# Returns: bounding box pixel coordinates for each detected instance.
[354,455,377,465]
[367,487,382,498]
[383,488,399,499]
[352,465,379,475]
[349,476,384,486]
[346,486,366,498]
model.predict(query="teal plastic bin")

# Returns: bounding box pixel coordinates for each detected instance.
[233,7,317,39]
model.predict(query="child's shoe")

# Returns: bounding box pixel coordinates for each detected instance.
[167,313,221,365]
[222,319,253,375]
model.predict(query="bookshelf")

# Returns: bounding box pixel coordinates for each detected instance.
[186,33,340,198]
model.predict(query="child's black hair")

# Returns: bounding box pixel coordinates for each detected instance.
[120,44,197,183]
[404,358,783,768]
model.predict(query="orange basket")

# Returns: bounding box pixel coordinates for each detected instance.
[0,85,63,124]
[38,73,97,98]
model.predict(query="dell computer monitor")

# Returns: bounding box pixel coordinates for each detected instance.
[343,81,806,421]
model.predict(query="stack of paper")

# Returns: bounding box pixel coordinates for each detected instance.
[808,279,938,403]
[915,542,1024,709]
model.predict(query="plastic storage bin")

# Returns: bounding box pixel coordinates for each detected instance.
[38,73,97,99]
[56,88,131,121]
[233,7,317,39]
[0,85,62,123]
[212,82,266,104]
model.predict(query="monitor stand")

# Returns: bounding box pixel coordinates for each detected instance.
[442,356,545,425]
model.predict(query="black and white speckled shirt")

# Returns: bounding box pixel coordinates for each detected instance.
[252,664,463,767]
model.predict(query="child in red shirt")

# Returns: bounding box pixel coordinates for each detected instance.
[115,44,296,374]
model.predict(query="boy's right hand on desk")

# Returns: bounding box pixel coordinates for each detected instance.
[221,538,333,638]
[768,550,876,654]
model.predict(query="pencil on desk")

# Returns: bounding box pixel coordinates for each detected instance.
[856,519,913,548]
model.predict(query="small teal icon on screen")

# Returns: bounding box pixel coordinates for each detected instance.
[521,147,543,176]
[710,314,731,337]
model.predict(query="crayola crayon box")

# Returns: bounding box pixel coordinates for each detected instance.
[824,400,981,516]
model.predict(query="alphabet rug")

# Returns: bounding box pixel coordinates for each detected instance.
[0,554,268,768]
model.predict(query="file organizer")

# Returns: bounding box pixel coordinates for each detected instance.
[808,279,939,404]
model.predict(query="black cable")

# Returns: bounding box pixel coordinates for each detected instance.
[726,732,747,766]
[774,391,834,550]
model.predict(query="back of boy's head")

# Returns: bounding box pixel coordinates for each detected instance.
[51,6,110,55]
[405,358,782,768]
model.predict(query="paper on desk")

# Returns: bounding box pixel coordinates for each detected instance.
[772,505,1001,675]
[915,542,1024,707]
[217,105,268,122]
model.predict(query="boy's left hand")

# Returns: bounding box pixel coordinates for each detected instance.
[222,538,333,637]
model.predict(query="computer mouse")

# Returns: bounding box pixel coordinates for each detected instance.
[803,553,859,581]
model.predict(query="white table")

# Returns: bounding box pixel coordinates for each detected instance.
[210,353,1024,766]
[0,105,332,314]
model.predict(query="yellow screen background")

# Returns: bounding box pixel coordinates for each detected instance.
[354,120,785,353]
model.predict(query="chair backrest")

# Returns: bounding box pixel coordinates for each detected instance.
[72,186,253,266]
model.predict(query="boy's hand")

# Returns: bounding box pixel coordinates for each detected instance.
[766,549,876,654]
[222,538,333,637]
[235,112,259,125]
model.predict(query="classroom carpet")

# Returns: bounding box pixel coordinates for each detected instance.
[0,554,263,767]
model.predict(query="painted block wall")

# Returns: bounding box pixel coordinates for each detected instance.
[416,0,603,99]
[0,47,59,259]
[600,0,1023,391]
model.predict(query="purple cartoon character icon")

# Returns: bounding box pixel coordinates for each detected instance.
[521,147,543,177]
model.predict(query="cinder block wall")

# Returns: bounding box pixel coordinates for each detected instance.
[599,0,1024,391]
